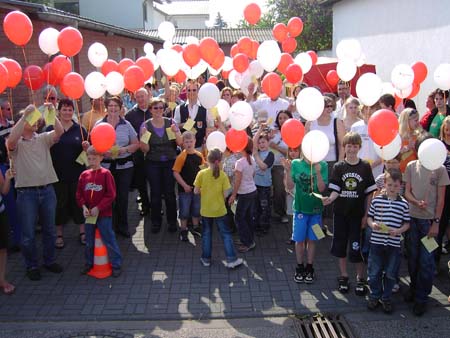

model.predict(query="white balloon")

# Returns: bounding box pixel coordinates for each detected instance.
[257,40,281,72]
[356,52,366,67]
[208,65,221,76]
[434,63,450,90]
[84,72,107,99]
[143,42,154,55]
[228,70,242,89]
[146,52,159,71]
[418,138,447,171]
[248,60,264,79]
[381,82,396,95]
[294,52,312,74]
[105,71,124,95]
[159,49,181,76]
[296,87,324,121]
[336,59,357,82]
[391,64,414,90]
[88,42,108,68]
[373,134,401,160]
[395,85,413,99]
[206,131,226,152]
[158,21,176,41]
[163,40,173,49]
[336,39,362,62]
[187,59,208,80]
[222,56,234,72]
[229,101,253,130]
[302,130,330,163]
[239,73,253,97]
[198,83,220,109]
[38,27,59,56]
[216,99,230,122]
[356,73,383,106]
[185,36,199,45]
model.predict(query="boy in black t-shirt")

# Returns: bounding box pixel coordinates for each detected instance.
[324,132,377,295]
[173,131,205,241]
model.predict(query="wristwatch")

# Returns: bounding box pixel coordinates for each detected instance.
[433,218,440,223]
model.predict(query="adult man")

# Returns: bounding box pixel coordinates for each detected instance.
[125,88,152,216]
[81,97,106,132]
[174,81,207,150]
[335,80,352,120]
[7,103,64,281]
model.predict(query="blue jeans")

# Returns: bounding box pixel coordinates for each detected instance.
[368,244,400,301]
[201,216,237,263]
[85,217,122,269]
[406,217,436,303]
[235,190,257,247]
[178,192,200,220]
[16,185,57,269]
[146,160,177,226]
[110,167,133,233]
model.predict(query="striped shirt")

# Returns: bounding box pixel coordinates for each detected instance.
[368,194,410,248]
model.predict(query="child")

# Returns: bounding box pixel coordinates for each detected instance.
[285,152,327,283]
[173,131,205,241]
[0,168,15,294]
[283,146,301,244]
[253,125,275,235]
[222,148,241,233]
[229,138,257,253]
[375,155,404,194]
[194,148,243,268]
[404,133,449,316]
[324,132,377,295]
[367,168,410,314]
[76,146,122,277]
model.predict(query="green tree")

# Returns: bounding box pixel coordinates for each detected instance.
[238,0,332,51]
[213,12,228,29]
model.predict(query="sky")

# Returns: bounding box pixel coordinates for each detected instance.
[207,0,269,28]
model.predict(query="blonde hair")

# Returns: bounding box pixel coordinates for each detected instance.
[398,108,421,138]
[343,97,361,119]
[182,130,195,141]
[207,148,222,179]
[440,115,450,140]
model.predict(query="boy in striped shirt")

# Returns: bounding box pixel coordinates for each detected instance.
[367,168,410,313]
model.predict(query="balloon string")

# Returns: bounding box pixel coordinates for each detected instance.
[45,56,53,103]
[21,47,35,105]
[74,100,85,143]
[8,88,13,118]
[315,65,333,93]
[310,156,313,193]
[87,101,95,137]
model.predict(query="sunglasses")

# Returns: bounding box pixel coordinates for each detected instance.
[187,89,197,92]
[325,105,334,108]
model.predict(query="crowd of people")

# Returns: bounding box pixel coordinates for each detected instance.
[0,77,449,318]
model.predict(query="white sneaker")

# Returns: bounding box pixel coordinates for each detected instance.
[392,283,400,293]
[226,258,243,269]
[200,257,210,267]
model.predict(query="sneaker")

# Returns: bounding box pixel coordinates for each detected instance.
[226,258,243,269]
[412,302,426,316]
[380,299,393,314]
[112,267,122,278]
[392,283,400,293]
[404,288,415,303]
[238,242,256,253]
[355,278,367,296]
[304,265,315,284]
[200,257,210,267]
[179,229,189,242]
[367,298,380,311]
[26,268,41,281]
[280,216,289,224]
[80,264,92,275]
[337,276,349,293]
[294,265,305,283]
[44,263,63,273]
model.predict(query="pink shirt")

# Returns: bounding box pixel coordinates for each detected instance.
[235,156,257,195]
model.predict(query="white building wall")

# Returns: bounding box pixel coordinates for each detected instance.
[332,0,450,111]
[79,0,143,29]
[172,15,208,29]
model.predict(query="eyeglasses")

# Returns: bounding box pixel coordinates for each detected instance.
[325,105,334,108]
[152,106,165,110]
[187,89,197,92]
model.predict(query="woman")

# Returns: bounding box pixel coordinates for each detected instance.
[288,83,307,121]
[49,99,88,248]
[420,89,450,137]
[221,87,233,105]
[140,98,183,234]
[398,108,422,173]
[342,97,362,132]
[98,96,139,238]
[163,84,183,118]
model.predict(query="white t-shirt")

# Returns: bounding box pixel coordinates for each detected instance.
[250,97,289,128]
[234,156,257,195]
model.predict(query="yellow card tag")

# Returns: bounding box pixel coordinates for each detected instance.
[140,130,151,143]
[44,107,56,126]
[266,117,273,125]
[421,236,439,253]
[210,107,219,119]
[75,151,88,166]
[312,224,325,240]
[166,127,176,140]
[191,128,197,135]
[85,215,98,224]
[110,145,120,159]
[198,164,207,170]
[230,201,237,214]
[378,222,390,233]
[310,192,323,199]
[26,109,42,126]
[169,102,177,110]
[183,118,195,131]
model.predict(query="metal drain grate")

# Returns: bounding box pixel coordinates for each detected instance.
[293,313,357,338]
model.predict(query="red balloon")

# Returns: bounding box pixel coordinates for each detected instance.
[233,53,249,73]
[171,44,183,53]
[250,40,260,60]
[3,11,33,46]
[261,72,282,100]
[118,58,135,75]
[43,63,60,86]
[51,55,72,82]
[244,3,261,25]
[211,48,225,70]
[199,37,219,64]
[60,72,84,99]
[123,66,145,92]
[183,44,201,68]
[273,23,289,42]
[91,122,116,153]
[57,27,83,57]
[2,59,22,88]
[237,36,252,56]
[368,109,399,146]
[23,65,44,90]
[0,64,9,93]
[222,69,231,79]
[326,70,339,87]
[101,59,119,76]
[285,64,303,84]
[277,53,294,75]
[230,44,239,58]
[281,118,305,148]
[307,51,318,65]
[173,70,187,84]
[287,17,304,37]
[226,128,248,153]
[407,82,420,99]
[411,61,428,84]
[282,37,297,54]
[208,76,218,84]
[136,57,154,79]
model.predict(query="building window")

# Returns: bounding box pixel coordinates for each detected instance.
[116,47,125,61]
[54,1,80,15]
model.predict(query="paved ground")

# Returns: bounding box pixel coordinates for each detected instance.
[0,192,449,337]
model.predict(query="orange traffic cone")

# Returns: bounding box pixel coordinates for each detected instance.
[88,228,112,279]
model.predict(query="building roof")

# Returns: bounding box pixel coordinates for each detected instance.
[139,28,273,44]
[154,1,209,16]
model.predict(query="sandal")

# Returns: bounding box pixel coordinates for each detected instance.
[79,232,86,245]
[1,282,15,295]
[55,235,65,249]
